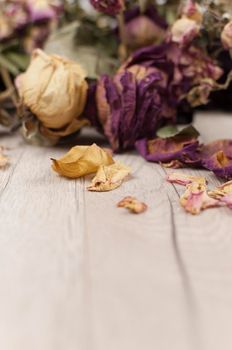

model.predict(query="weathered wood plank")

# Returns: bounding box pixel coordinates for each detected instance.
[0,112,231,350]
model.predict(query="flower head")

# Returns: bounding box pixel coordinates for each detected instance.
[221,21,232,50]
[90,0,124,16]
[171,17,200,45]
[182,0,203,24]
[17,49,88,142]
[123,5,167,50]
[96,64,172,151]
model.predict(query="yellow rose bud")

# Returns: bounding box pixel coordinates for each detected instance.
[18,49,88,132]
[171,17,200,45]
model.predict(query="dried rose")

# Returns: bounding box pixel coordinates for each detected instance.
[96,65,169,151]
[122,42,223,112]
[182,0,203,24]
[52,144,114,179]
[87,162,131,192]
[180,182,219,215]
[221,21,232,50]
[117,196,147,214]
[123,5,167,50]
[171,18,200,45]
[17,49,88,142]
[90,0,124,16]
[167,172,206,186]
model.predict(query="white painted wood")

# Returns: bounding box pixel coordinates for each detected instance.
[0,112,231,350]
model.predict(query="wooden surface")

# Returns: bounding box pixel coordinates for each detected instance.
[0,112,232,350]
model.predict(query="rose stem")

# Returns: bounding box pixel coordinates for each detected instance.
[117,11,128,58]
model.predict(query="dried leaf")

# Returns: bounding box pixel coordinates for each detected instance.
[167,172,206,186]
[156,125,200,139]
[52,143,114,179]
[117,196,148,214]
[180,182,219,215]
[87,162,131,192]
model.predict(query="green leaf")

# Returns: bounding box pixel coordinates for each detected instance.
[156,125,200,139]
[156,125,179,138]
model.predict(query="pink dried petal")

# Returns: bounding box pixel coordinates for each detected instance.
[180,182,219,215]
[167,172,206,186]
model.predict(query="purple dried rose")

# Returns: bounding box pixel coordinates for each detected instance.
[95,64,172,151]
[90,0,124,16]
[122,42,223,109]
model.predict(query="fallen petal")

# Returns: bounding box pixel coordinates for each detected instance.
[208,180,232,209]
[161,160,184,169]
[52,144,114,179]
[117,196,147,214]
[87,162,131,192]
[202,150,232,179]
[0,153,8,168]
[180,182,219,215]
[167,172,206,186]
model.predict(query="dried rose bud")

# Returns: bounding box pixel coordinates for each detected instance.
[96,65,169,151]
[221,21,232,50]
[90,0,124,16]
[182,0,203,24]
[171,18,200,45]
[122,6,167,50]
[17,49,88,141]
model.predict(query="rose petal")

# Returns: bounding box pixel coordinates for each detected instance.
[161,160,184,169]
[208,180,232,209]
[167,172,206,186]
[136,137,199,163]
[117,196,147,214]
[87,162,131,192]
[52,144,114,179]
[202,150,232,179]
[180,182,219,215]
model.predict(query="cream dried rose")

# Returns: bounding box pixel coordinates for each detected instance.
[221,21,232,50]
[18,49,88,136]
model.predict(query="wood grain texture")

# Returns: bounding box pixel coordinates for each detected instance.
[0,112,231,350]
